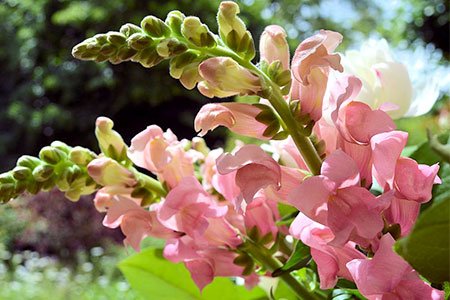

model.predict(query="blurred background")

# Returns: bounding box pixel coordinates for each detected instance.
[0,0,448,299]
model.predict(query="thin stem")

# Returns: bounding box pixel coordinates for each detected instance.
[132,167,168,197]
[243,239,325,300]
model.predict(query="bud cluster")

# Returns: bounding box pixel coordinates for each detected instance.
[0,142,99,203]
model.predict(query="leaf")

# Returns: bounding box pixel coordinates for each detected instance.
[409,132,449,165]
[118,248,268,300]
[272,241,310,277]
[433,163,450,204]
[394,197,450,284]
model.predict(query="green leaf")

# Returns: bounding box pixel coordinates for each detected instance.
[408,132,449,165]
[118,248,268,300]
[433,163,450,204]
[272,241,310,277]
[394,197,450,284]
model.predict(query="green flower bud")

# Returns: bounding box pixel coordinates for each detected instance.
[119,23,142,37]
[274,69,292,87]
[94,34,108,45]
[17,155,41,169]
[135,47,164,68]
[181,17,216,48]
[56,169,71,191]
[107,32,127,47]
[95,117,127,160]
[156,38,187,58]
[169,52,202,89]
[14,180,27,195]
[11,166,32,180]
[65,188,82,202]
[27,180,44,195]
[141,16,171,38]
[117,46,138,61]
[191,137,210,156]
[127,33,153,50]
[99,44,117,57]
[42,176,57,192]
[69,147,97,167]
[50,141,71,154]
[32,164,54,182]
[165,10,185,36]
[39,146,66,165]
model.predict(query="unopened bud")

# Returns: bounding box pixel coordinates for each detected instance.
[181,17,216,48]
[50,141,71,154]
[39,146,66,165]
[127,33,152,50]
[27,180,44,195]
[117,46,138,61]
[69,146,97,166]
[17,155,41,169]
[165,10,185,36]
[14,180,27,195]
[191,137,210,156]
[87,157,136,187]
[94,34,108,45]
[156,38,187,58]
[135,47,164,68]
[32,164,54,182]
[260,25,290,70]
[141,16,171,38]
[107,32,127,47]
[169,52,202,89]
[99,44,117,57]
[95,117,126,159]
[11,166,32,180]
[119,23,142,37]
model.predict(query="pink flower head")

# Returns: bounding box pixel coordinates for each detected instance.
[198,57,261,98]
[216,144,281,207]
[157,176,228,238]
[87,156,136,187]
[347,234,444,300]
[103,196,178,252]
[292,30,343,85]
[288,150,386,247]
[393,157,440,203]
[194,102,270,139]
[259,25,290,70]
[290,213,365,289]
[244,195,278,239]
[93,185,134,212]
[128,125,201,188]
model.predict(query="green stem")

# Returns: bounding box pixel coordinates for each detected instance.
[132,167,168,197]
[200,45,323,175]
[243,239,325,300]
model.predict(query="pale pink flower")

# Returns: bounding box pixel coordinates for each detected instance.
[198,57,261,98]
[93,186,135,212]
[259,25,290,70]
[194,102,270,139]
[216,144,281,207]
[347,234,444,300]
[157,176,228,238]
[128,125,201,188]
[244,195,278,239]
[383,196,420,237]
[103,196,178,252]
[200,148,223,190]
[290,213,365,289]
[87,156,136,187]
[263,165,305,205]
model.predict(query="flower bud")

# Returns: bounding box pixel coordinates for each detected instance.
[198,57,261,98]
[39,146,67,165]
[50,141,71,154]
[141,16,171,38]
[69,146,97,166]
[87,157,136,187]
[134,47,164,68]
[95,117,126,159]
[11,166,32,180]
[156,38,187,58]
[260,25,290,70]
[127,33,153,50]
[165,10,185,36]
[181,17,216,48]
[191,137,210,156]
[119,23,142,37]
[17,155,41,170]
[14,180,27,195]
[169,52,202,89]
[107,32,127,47]
[117,46,138,61]
[27,180,44,195]
[32,164,54,182]
[94,34,108,45]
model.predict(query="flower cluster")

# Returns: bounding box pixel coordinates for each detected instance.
[1,2,446,299]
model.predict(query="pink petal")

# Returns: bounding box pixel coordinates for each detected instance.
[384,196,420,236]
[259,25,290,70]
[321,149,360,189]
[128,125,165,170]
[185,260,214,291]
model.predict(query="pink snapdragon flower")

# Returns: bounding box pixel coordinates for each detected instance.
[244,195,279,239]
[103,195,178,252]
[128,125,202,189]
[194,102,270,139]
[157,176,228,238]
[259,25,290,70]
[93,185,134,212]
[290,213,365,289]
[216,144,281,208]
[288,150,389,248]
[347,234,444,300]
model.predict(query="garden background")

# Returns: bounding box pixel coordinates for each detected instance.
[0,0,448,299]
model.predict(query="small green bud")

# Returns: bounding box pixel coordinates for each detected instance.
[56,169,71,191]
[169,52,198,78]
[65,188,82,202]
[267,60,283,79]
[39,146,66,165]
[233,253,252,267]
[191,137,210,156]
[0,173,15,185]
[17,155,41,169]
[14,180,27,195]
[94,34,108,45]
[156,38,187,58]
[255,107,277,125]
[119,23,142,37]
[127,33,153,50]
[117,46,138,61]
[11,166,32,180]
[274,70,291,87]
[32,164,54,182]
[262,120,281,138]
[165,10,185,36]
[42,176,57,192]
[135,47,164,68]
[50,141,71,154]
[181,17,216,48]
[95,117,127,160]
[27,180,43,195]
[69,147,97,166]
[99,44,117,57]
[141,16,171,38]
[106,32,127,47]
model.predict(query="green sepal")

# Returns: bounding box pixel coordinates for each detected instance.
[262,120,281,138]
[165,10,185,36]
[11,166,32,180]
[141,16,171,38]
[271,131,289,140]
[120,23,142,37]
[274,69,292,87]
[106,32,127,47]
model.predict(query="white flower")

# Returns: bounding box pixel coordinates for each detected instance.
[341,39,442,119]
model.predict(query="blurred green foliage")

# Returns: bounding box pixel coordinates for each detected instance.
[0,0,448,172]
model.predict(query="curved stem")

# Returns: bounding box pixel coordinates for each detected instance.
[132,167,168,197]
[243,239,325,300]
